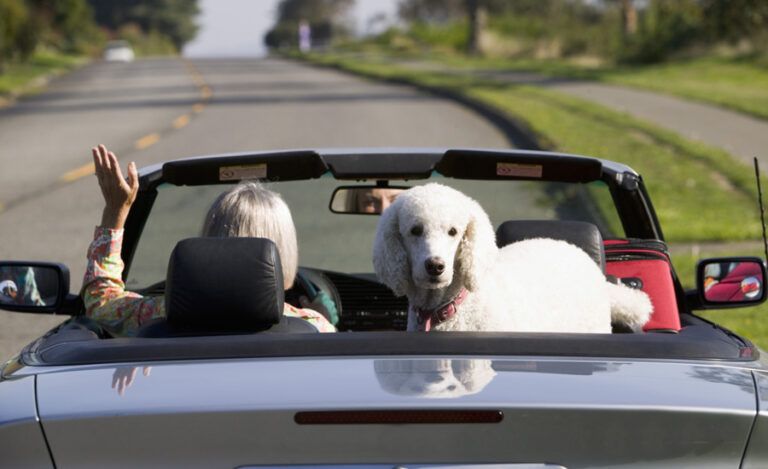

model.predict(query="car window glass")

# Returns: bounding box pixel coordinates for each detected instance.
[126,177,623,289]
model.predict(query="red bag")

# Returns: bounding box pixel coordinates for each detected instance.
[604,239,681,332]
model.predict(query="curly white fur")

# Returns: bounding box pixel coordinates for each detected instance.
[373,183,653,333]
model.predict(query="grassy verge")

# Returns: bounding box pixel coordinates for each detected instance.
[395,52,768,121]
[302,52,764,242]
[0,51,86,97]
[598,57,768,121]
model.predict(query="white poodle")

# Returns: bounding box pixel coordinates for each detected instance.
[373,183,652,333]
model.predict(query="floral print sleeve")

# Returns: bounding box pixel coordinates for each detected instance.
[83,227,336,335]
[283,303,336,333]
[82,227,164,337]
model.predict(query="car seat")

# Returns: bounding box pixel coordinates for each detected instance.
[138,237,318,337]
[496,219,606,270]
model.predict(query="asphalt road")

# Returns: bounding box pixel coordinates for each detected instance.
[0,57,511,361]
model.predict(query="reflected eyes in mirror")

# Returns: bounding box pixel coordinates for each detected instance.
[329,186,408,215]
[410,225,423,236]
[448,227,458,237]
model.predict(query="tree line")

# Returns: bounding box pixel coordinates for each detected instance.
[265,0,768,64]
[0,0,199,70]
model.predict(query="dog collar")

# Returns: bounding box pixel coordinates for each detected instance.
[416,288,469,331]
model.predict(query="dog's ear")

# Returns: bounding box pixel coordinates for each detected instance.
[456,199,497,291]
[373,199,411,297]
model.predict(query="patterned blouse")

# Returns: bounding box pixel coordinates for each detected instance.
[82,227,336,336]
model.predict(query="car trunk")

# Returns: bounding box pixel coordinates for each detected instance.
[36,357,757,468]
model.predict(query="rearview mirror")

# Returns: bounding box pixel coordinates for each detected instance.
[330,186,408,215]
[0,262,70,313]
[696,257,767,308]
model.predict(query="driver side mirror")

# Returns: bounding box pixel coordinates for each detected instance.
[695,257,767,308]
[0,261,70,313]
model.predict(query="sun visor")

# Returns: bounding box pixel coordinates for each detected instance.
[324,152,441,180]
[437,149,603,182]
[162,151,328,186]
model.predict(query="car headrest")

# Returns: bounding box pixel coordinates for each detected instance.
[165,237,284,333]
[496,220,605,271]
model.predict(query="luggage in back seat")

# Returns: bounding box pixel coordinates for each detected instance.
[605,239,681,332]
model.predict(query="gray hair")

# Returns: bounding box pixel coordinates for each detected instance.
[202,181,298,289]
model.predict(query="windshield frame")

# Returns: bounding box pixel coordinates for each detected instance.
[121,148,663,282]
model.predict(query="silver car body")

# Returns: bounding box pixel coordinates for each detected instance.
[3,355,768,468]
[2,148,767,468]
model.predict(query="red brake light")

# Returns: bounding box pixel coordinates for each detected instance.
[295,410,503,425]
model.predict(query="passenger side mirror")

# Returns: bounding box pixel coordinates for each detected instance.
[0,262,70,313]
[696,257,767,308]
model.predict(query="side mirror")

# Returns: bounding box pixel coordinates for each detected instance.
[695,257,767,308]
[0,262,70,313]
[330,186,408,215]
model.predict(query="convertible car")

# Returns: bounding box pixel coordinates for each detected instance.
[1,148,767,468]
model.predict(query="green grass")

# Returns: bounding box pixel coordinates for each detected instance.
[0,51,85,96]
[599,57,768,121]
[303,52,765,243]
[429,53,768,121]
[351,49,768,121]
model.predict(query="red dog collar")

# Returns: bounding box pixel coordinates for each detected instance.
[416,288,469,331]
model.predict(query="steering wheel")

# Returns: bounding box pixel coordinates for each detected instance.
[287,268,341,326]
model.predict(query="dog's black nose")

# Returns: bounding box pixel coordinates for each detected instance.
[425,257,445,276]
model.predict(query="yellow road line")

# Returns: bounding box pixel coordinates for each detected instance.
[60,162,95,183]
[135,133,160,150]
[200,86,212,100]
[192,103,205,113]
[173,114,190,129]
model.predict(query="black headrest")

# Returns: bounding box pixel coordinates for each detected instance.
[496,220,605,271]
[166,237,284,333]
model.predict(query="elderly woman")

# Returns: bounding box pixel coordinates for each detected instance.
[82,144,335,336]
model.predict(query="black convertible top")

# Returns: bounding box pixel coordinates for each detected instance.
[15,315,757,368]
[143,148,636,187]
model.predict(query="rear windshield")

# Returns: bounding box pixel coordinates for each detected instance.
[126,176,622,289]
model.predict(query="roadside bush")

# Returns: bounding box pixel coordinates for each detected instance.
[117,23,176,56]
[617,0,704,64]
[0,0,31,65]
[407,21,468,52]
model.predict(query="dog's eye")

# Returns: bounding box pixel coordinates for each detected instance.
[410,225,423,236]
[448,227,458,237]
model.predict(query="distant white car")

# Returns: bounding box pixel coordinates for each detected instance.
[103,40,135,62]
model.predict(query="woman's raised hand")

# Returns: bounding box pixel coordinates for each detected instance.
[92,144,139,230]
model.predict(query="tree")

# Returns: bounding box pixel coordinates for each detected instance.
[398,0,518,55]
[265,0,353,50]
[397,0,465,24]
[0,0,36,65]
[465,0,479,54]
[619,0,638,37]
[29,0,101,53]
[88,0,200,51]
[701,0,768,43]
